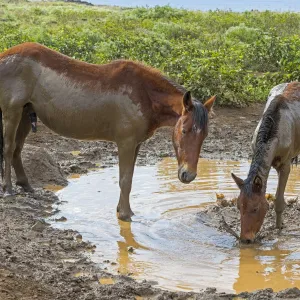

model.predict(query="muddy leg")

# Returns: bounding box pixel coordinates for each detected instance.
[117,144,140,215]
[275,162,290,229]
[13,110,33,192]
[3,108,23,197]
[116,141,139,222]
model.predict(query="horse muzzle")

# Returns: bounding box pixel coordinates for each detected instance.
[178,166,196,183]
[240,232,256,244]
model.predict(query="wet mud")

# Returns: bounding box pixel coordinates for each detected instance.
[2,103,300,299]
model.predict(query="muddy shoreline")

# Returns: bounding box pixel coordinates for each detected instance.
[2,103,300,299]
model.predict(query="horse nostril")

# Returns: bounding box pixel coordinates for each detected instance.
[246,239,252,244]
[181,171,187,181]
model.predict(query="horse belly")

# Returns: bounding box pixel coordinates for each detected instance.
[31,69,148,141]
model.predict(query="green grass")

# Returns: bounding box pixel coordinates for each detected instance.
[0,1,300,106]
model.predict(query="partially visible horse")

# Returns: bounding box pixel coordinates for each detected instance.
[0,43,215,221]
[232,82,300,243]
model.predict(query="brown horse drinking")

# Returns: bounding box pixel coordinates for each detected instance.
[0,42,215,221]
[232,82,300,243]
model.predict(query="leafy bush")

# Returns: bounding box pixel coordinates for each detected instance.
[0,1,300,106]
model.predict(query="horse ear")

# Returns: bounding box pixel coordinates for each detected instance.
[253,175,263,193]
[204,95,216,113]
[231,173,244,189]
[183,91,193,112]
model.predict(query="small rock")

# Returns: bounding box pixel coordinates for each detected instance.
[287,197,298,206]
[205,287,217,294]
[128,246,134,253]
[85,293,95,300]
[216,199,228,207]
[76,234,82,242]
[216,193,225,200]
[55,216,67,222]
[31,220,47,232]
[73,286,81,293]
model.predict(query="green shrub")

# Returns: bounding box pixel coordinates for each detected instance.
[0,1,300,106]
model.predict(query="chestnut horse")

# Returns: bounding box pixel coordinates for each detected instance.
[0,43,215,221]
[232,82,300,243]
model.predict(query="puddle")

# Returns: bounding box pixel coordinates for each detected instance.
[43,184,65,192]
[68,174,81,179]
[99,277,115,285]
[52,158,300,293]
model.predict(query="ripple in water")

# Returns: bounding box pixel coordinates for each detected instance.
[51,158,300,293]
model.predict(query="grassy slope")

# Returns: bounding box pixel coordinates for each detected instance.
[0,1,300,105]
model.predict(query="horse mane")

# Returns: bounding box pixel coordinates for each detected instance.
[161,75,187,94]
[244,95,288,194]
[162,75,208,130]
[192,100,208,131]
[120,60,208,130]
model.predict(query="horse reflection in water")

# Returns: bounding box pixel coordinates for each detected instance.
[0,43,215,221]
[117,220,148,276]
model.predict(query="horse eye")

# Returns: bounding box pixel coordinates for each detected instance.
[182,129,186,134]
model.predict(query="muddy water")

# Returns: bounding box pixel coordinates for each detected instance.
[52,158,300,293]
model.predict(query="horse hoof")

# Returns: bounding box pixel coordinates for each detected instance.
[117,212,132,222]
[23,186,34,193]
[16,182,34,193]
[3,192,15,200]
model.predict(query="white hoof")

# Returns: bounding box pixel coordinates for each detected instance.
[3,192,15,200]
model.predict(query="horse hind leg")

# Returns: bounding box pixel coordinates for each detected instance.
[12,107,33,192]
[275,162,290,229]
[2,107,23,197]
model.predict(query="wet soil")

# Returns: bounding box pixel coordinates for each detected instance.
[3,103,300,299]
[199,196,300,243]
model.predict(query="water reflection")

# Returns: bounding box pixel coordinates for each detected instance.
[234,240,300,293]
[52,158,300,293]
[117,220,149,276]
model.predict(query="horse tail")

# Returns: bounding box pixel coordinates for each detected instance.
[0,109,3,180]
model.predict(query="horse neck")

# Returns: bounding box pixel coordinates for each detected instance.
[151,91,183,129]
[246,139,278,191]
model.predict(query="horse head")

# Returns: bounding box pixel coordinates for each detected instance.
[173,92,216,183]
[232,173,269,243]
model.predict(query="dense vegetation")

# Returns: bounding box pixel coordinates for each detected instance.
[0,1,300,105]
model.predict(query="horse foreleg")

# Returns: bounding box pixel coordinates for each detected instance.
[13,109,33,192]
[275,162,290,229]
[3,108,23,197]
[116,141,140,222]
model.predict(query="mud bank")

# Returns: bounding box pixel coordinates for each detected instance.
[199,197,300,243]
[3,104,300,299]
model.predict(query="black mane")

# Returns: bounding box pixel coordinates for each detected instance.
[163,76,208,130]
[192,100,208,131]
[243,95,287,194]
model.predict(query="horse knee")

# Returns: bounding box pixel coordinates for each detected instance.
[119,175,132,194]
[119,182,132,197]
[4,141,16,158]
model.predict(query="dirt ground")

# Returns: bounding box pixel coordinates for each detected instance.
[2,103,300,299]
